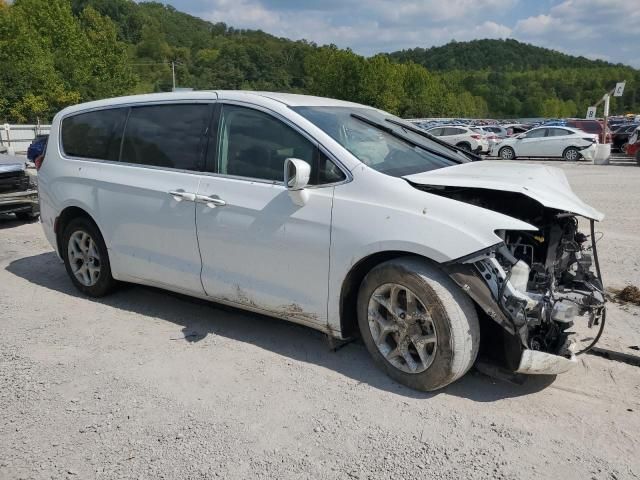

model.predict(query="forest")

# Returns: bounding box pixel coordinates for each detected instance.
[1,0,639,122]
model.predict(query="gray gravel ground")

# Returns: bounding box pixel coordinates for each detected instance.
[1,157,639,479]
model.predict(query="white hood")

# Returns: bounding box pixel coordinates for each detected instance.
[404,160,604,221]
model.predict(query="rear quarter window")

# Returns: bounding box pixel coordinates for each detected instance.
[61,108,127,160]
[121,104,210,170]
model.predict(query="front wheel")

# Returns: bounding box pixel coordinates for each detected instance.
[357,257,480,391]
[563,147,580,161]
[499,146,515,160]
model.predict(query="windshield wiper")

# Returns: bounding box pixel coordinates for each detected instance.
[350,113,465,164]
[385,118,481,162]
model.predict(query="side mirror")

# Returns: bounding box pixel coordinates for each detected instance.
[284,158,311,206]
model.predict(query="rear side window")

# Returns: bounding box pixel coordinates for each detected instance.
[547,128,570,137]
[121,104,210,170]
[61,108,127,160]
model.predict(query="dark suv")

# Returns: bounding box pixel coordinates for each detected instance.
[611,124,639,152]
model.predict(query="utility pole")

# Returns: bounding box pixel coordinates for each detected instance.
[171,61,176,90]
[587,81,625,143]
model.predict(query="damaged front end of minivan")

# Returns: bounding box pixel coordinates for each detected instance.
[406,163,606,375]
[444,214,605,374]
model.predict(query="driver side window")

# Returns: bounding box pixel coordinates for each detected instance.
[215,105,345,185]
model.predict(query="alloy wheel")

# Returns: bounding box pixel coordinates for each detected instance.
[67,230,101,287]
[500,147,514,160]
[565,148,579,161]
[367,283,438,374]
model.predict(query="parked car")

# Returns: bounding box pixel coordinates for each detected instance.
[624,127,640,165]
[564,119,611,144]
[611,123,639,152]
[477,125,509,138]
[424,125,490,153]
[502,123,532,136]
[27,134,49,161]
[0,153,39,220]
[493,126,598,161]
[38,91,606,391]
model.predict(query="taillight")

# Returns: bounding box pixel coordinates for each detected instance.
[471,134,482,139]
[34,154,44,171]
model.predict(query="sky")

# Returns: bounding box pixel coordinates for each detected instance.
[159,0,640,67]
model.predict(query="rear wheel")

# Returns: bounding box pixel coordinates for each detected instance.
[456,142,471,151]
[636,150,640,166]
[357,257,480,391]
[499,146,515,160]
[62,217,117,297]
[563,147,580,161]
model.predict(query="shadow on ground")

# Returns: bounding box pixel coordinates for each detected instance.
[6,251,556,401]
[0,213,39,230]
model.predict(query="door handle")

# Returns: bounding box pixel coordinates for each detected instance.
[168,190,196,202]
[195,194,226,207]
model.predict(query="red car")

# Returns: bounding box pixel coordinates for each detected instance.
[565,119,612,144]
[625,127,640,165]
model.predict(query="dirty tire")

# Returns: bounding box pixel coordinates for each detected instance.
[499,146,515,160]
[456,142,471,151]
[357,256,480,391]
[62,217,117,297]
[563,147,580,161]
[636,150,640,166]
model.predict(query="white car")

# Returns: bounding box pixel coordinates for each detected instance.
[38,91,606,391]
[424,125,490,154]
[475,125,509,138]
[493,126,598,161]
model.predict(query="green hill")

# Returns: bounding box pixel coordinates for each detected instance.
[1,0,639,122]
[388,38,620,71]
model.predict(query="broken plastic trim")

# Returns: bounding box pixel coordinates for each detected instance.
[443,244,518,336]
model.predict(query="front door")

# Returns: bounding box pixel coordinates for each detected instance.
[195,104,341,326]
[516,128,547,156]
[103,103,211,294]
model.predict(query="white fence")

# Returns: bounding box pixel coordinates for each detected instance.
[1,124,51,155]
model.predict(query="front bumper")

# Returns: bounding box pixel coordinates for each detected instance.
[516,349,577,375]
[0,189,39,214]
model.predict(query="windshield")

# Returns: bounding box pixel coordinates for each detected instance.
[292,106,469,177]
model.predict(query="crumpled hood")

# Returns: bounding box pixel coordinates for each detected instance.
[403,160,604,221]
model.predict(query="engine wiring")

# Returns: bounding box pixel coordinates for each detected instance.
[575,219,606,355]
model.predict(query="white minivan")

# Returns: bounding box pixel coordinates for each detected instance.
[38,91,606,391]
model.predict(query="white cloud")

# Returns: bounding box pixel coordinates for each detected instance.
[513,0,640,65]
[178,0,639,67]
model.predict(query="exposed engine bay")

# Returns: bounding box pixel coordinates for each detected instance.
[423,186,606,373]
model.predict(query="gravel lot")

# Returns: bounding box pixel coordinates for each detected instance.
[1,157,639,480]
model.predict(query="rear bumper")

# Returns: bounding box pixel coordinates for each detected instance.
[0,189,39,214]
[580,144,597,161]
